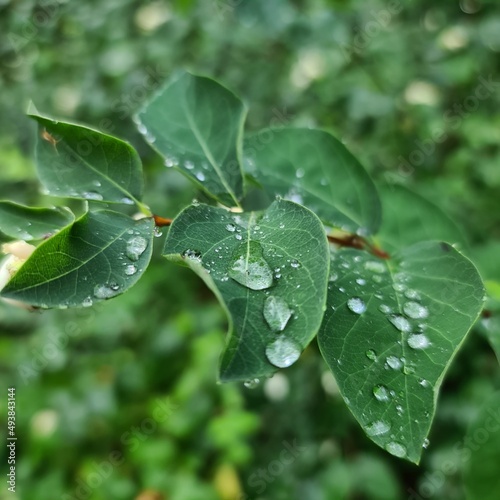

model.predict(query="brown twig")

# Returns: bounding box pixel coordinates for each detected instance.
[153,215,173,227]
[327,233,390,259]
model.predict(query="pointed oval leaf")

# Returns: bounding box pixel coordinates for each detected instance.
[377,185,467,252]
[318,243,484,463]
[0,201,74,240]
[136,72,247,207]
[163,199,330,381]
[1,211,154,308]
[28,108,144,206]
[244,128,381,234]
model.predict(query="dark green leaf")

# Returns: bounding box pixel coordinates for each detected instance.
[244,128,381,234]
[136,72,247,207]
[163,199,329,381]
[28,107,145,207]
[318,242,484,463]
[377,184,467,252]
[0,201,74,240]
[1,211,154,308]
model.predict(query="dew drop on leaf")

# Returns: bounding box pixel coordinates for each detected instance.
[243,378,260,389]
[82,297,93,308]
[82,191,104,201]
[366,420,391,437]
[347,297,366,314]
[265,337,301,368]
[373,385,390,402]
[125,264,137,276]
[182,249,202,263]
[126,236,148,261]
[403,301,429,319]
[386,356,403,370]
[228,241,273,291]
[94,283,121,299]
[366,349,377,361]
[423,438,430,449]
[388,314,412,332]
[364,260,386,273]
[408,334,430,350]
[386,441,407,458]
[263,296,293,332]
[225,223,236,232]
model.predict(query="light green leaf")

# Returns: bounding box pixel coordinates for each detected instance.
[136,72,247,207]
[318,242,484,464]
[1,211,154,308]
[377,184,467,252]
[163,199,329,381]
[464,391,500,500]
[28,107,145,207]
[244,128,381,234]
[0,201,74,240]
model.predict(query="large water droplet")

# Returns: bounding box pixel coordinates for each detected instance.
[263,296,293,332]
[125,264,138,276]
[403,301,429,319]
[347,297,367,314]
[265,337,301,368]
[364,260,386,273]
[126,236,148,261]
[388,314,412,332]
[373,385,390,402]
[408,334,430,350]
[226,223,236,232]
[386,441,407,458]
[386,356,403,370]
[229,241,273,291]
[366,420,391,437]
[94,283,120,299]
[82,191,103,201]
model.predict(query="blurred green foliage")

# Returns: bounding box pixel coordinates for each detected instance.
[0,0,499,499]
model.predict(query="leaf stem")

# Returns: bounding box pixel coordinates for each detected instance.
[327,233,390,259]
[153,215,173,227]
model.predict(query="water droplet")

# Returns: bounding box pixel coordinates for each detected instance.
[94,283,121,299]
[373,385,390,402]
[154,227,163,238]
[243,378,260,389]
[366,349,377,361]
[366,420,391,437]
[184,160,195,170]
[405,289,421,300]
[379,304,392,314]
[263,296,293,332]
[423,438,430,449]
[356,278,367,286]
[364,260,386,273]
[126,236,148,261]
[125,264,137,276]
[265,337,301,368]
[92,180,102,187]
[419,378,430,388]
[225,223,236,232]
[347,297,367,314]
[290,259,300,269]
[386,356,403,370]
[82,297,93,307]
[82,191,103,201]
[182,249,202,263]
[404,301,429,319]
[386,442,407,458]
[228,241,273,291]
[296,168,305,178]
[388,314,412,332]
[408,334,430,350]
[196,172,206,181]
[235,234,242,241]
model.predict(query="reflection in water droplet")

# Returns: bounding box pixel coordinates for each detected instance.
[373,385,390,402]
[265,337,301,368]
[404,301,429,319]
[94,283,121,299]
[126,236,148,261]
[347,297,367,314]
[386,441,407,458]
[229,241,273,290]
[366,420,391,437]
[125,264,137,276]
[408,334,430,350]
[388,315,412,332]
[386,356,403,370]
[264,296,293,332]
[243,378,260,389]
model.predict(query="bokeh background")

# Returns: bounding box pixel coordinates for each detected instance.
[1,1,500,499]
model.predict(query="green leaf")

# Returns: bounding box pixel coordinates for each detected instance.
[1,211,154,308]
[136,72,247,207]
[0,201,74,240]
[464,391,500,500]
[244,128,381,235]
[163,199,330,381]
[318,242,484,464]
[377,185,467,252]
[28,107,145,207]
